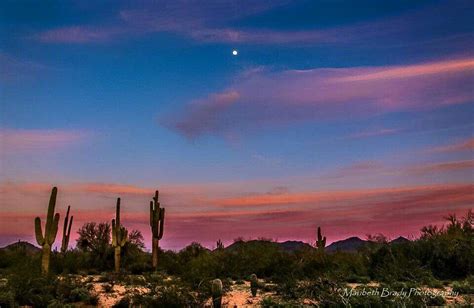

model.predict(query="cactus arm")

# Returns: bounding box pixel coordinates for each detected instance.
[63,206,70,238]
[157,208,165,239]
[35,217,45,246]
[67,216,73,239]
[150,201,154,227]
[47,213,60,245]
[120,228,128,247]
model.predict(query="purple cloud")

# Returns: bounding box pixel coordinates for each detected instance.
[164,57,474,138]
[34,1,472,46]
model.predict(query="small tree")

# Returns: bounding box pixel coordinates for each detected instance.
[76,222,111,269]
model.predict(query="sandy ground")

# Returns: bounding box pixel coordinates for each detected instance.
[204,281,276,307]
[71,276,472,307]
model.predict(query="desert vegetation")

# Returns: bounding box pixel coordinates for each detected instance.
[0,186,473,307]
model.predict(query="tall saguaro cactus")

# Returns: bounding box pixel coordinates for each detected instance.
[150,190,165,270]
[112,198,128,272]
[61,205,74,253]
[316,226,326,251]
[35,187,60,274]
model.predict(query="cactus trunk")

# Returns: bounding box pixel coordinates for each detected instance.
[114,246,121,273]
[35,187,60,274]
[250,274,258,297]
[112,198,127,273]
[152,237,159,269]
[150,190,165,270]
[41,243,51,274]
[211,279,223,308]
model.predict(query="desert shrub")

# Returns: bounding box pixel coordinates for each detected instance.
[415,211,474,280]
[452,280,474,294]
[0,289,15,307]
[118,282,203,307]
[260,296,292,307]
[50,250,89,274]
[102,282,114,293]
[425,295,446,306]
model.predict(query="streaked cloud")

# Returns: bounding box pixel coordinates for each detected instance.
[349,128,400,139]
[165,57,474,138]
[429,137,474,153]
[34,0,473,46]
[36,26,125,43]
[0,129,89,153]
[406,159,474,175]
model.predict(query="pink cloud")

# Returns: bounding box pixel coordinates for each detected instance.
[165,57,474,138]
[406,159,474,175]
[429,137,474,153]
[0,129,89,153]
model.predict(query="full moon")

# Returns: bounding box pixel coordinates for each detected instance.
[232,49,238,56]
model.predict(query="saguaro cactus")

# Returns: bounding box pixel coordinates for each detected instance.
[211,279,223,308]
[150,190,165,270]
[112,198,127,272]
[35,187,60,274]
[250,274,258,297]
[316,226,326,251]
[216,239,224,250]
[61,205,74,253]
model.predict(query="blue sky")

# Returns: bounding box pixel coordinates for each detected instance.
[0,0,473,249]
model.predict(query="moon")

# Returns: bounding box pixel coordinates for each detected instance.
[232,49,238,56]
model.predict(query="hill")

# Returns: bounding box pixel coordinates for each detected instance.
[390,236,410,244]
[0,241,41,253]
[326,237,368,252]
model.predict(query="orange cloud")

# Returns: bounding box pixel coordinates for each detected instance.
[213,184,474,208]
[407,160,474,175]
[79,183,153,195]
[430,137,474,153]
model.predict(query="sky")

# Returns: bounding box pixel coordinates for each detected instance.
[0,0,473,251]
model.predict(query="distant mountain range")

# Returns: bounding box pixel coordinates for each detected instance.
[0,241,41,253]
[224,236,410,253]
[0,236,410,254]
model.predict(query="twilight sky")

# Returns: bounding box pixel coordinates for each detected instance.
[0,0,473,250]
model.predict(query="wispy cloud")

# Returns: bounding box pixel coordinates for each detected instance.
[164,57,474,138]
[33,0,473,46]
[0,53,52,82]
[349,128,400,139]
[165,91,240,139]
[36,26,125,43]
[406,159,474,175]
[0,129,89,153]
[212,184,473,208]
[429,137,474,153]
